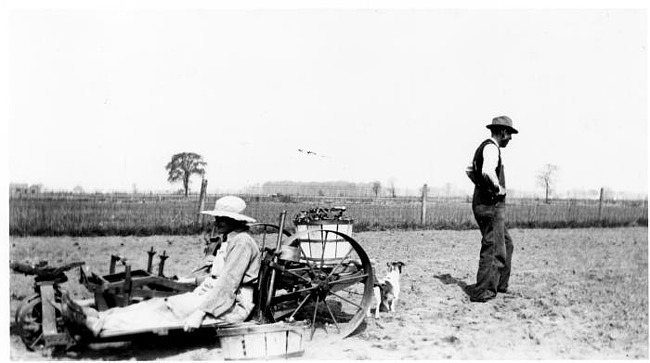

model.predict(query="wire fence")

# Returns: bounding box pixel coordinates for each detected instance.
[9,192,648,236]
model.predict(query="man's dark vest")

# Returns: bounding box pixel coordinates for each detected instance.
[472,139,505,204]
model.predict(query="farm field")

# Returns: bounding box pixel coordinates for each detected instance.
[9,227,648,360]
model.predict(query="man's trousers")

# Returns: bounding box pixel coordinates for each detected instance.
[472,202,514,296]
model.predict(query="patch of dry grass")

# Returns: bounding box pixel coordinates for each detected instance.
[10,195,647,236]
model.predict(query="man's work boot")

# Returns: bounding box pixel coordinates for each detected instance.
[469,290,496,303]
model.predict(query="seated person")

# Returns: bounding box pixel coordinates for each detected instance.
[62,196,260,335]
[176,228,225,285]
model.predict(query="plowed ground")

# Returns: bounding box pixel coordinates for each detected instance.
[9,227,648,360]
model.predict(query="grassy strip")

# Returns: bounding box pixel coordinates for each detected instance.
[9,196,647,236]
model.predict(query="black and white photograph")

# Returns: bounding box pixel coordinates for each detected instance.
[4,0,648,360]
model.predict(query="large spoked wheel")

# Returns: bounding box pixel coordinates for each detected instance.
[260,230,374,340]
[15,294,46,351]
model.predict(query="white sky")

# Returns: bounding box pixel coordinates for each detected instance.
[4,1,648,196]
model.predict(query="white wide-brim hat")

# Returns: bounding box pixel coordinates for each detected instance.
[201,195,256,223]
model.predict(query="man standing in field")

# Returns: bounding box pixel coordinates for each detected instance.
[465,116,518,302]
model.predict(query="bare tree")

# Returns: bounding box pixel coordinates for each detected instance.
[537,164,558,203]
[371,181,382,198]
[387,178,397,198]
[166,152,207,197]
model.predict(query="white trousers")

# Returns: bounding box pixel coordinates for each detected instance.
[92,286,255,336]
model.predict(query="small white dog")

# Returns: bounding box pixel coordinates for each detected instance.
[368,261,405,318]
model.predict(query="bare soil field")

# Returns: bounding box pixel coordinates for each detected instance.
[9,227,648,360]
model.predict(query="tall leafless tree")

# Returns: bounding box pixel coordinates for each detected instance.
[371,181,382,198]
[537,164,558,203]
[388,179,397,198]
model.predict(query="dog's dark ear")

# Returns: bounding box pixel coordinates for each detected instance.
[397,261,405,272]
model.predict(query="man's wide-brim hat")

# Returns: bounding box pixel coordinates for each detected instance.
[201,195,256,223]
[486,116,519,134]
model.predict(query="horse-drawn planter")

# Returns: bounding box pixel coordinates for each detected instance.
[11,208,374,358]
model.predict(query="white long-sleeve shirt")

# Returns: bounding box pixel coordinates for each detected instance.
[466,137,501,191]
[481,138,501,190]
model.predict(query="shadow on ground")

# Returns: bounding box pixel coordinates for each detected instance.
[12,327,222,360]
[433,273,473,297]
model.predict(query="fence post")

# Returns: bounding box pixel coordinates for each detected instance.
[421,184,428,225]
[196,179,208,225]
[598,187,604,221]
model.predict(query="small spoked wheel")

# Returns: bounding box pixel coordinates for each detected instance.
[261,230,374,339]
[15,294,45,351]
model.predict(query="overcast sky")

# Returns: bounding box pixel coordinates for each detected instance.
[5,2,648,197]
